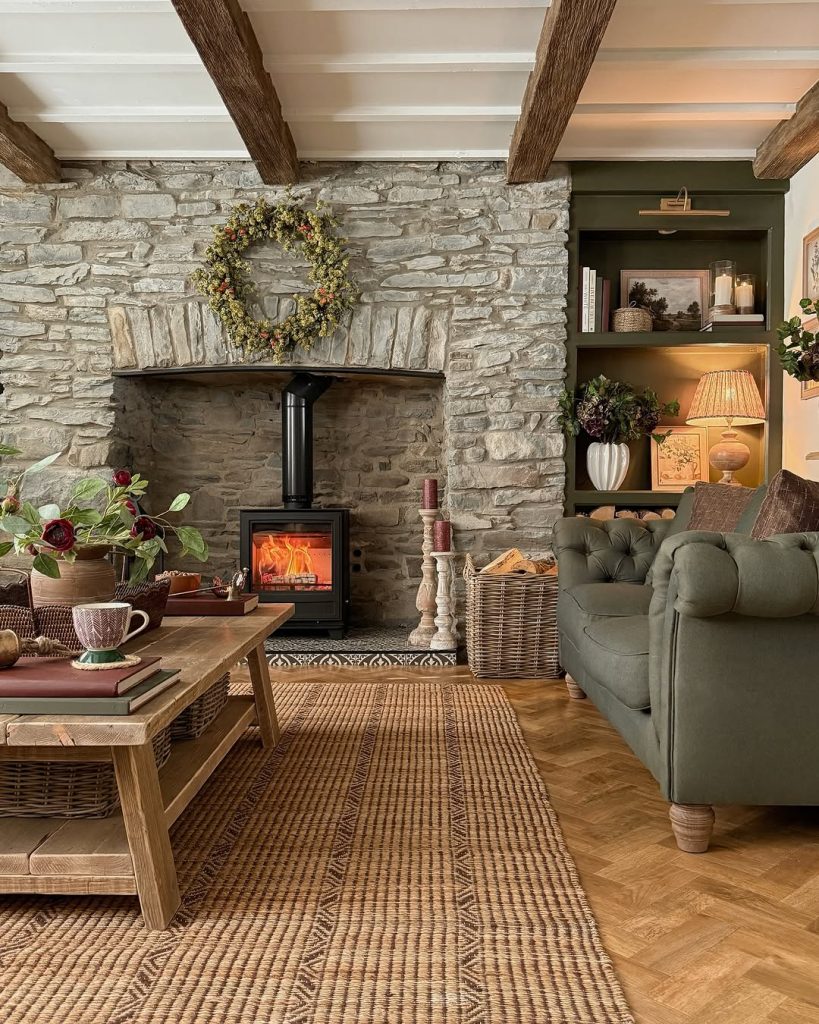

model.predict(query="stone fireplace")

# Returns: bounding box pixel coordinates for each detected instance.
[0,159,569,628]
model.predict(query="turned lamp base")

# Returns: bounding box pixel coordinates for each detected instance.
[709,428,750,487]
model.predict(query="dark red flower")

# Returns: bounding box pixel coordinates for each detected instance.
[113,468,132,487]
[130,516,157,540]
[41,518,75,553]
[26,543,38,556]
[123,498,138,517]
[1,495,19,515]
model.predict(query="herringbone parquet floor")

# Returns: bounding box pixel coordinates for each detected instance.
[272,665,819,1023]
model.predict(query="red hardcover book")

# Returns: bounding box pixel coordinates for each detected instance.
[601,278,611,332]
[0,656,162,698]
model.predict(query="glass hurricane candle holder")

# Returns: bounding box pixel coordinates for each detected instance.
[735,274,755,315]
[709,260,736,314]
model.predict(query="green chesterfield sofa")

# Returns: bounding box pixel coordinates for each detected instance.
[553,489,819,853]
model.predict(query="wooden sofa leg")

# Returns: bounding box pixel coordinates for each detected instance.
[565,674,586,700]
[669,803,715,853]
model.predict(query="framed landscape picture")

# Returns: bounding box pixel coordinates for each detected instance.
[651,426,709,492]
[620,269,709,331]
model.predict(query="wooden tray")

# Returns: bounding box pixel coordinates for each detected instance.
[164,593,260,616]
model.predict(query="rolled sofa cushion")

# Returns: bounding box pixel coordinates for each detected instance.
[687,481,757,532]
[751,469,819,539]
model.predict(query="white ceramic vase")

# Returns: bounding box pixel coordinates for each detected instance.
[587,442,629,491]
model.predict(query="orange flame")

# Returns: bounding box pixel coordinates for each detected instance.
[256,534,316,578]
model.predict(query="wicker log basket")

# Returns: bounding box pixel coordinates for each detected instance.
[464,553,562,680]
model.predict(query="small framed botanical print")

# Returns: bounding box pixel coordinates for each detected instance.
[804,226,819,318]
[651,426,709,492]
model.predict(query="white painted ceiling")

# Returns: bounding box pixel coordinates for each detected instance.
[0,0,817,163]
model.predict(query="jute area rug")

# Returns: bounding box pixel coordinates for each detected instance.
[0,679,633,1024]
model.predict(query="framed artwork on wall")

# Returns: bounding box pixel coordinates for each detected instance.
[620,270,709,332]
[651,426,709,492]
[800,227,819,399]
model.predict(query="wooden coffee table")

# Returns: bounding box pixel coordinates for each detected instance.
[0,604,293,930]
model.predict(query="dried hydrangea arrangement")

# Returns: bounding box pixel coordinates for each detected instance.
[192,194,357,361]
[559,375,680,445]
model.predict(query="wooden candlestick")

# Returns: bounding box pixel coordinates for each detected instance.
[408,507,439,647]
[430,551,457,651]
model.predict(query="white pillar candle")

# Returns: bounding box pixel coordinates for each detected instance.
[735,281,754,311]
[714,273,733,307]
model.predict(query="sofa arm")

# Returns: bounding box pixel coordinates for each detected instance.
[553,516,674,591]
[649,530,819,807]
[651,531,819,618]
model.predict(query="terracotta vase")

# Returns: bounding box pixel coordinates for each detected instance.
[30,545,117,609]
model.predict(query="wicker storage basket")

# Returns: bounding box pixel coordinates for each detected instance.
[115,578,171,632]
[0,725,172,819]
[464,554,562,679]
[612,305,652,332]
[171,673,229,740]
[0,603,80,652]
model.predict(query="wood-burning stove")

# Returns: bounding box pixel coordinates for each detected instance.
[240,373,350,636]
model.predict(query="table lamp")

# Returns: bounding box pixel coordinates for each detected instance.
[686,369,766,485]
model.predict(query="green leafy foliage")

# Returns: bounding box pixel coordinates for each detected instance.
[0,451,208,582]
[559,375,680,446]
[191,194,357,361]
[777,298,819,382]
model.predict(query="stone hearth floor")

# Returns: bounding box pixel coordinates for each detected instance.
[265,626,457,668]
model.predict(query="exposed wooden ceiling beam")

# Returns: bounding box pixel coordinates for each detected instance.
[170,0,298,184]
[507,0,618,183]
[754,78,819,179]
[0,100,59,183]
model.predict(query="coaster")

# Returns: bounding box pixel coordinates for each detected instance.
[71,653,142,671]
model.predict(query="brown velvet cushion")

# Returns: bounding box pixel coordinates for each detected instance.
[687,481,756,532]
[751,469,819,538]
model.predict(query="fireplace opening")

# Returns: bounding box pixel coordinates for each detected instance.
[251,523,333,592]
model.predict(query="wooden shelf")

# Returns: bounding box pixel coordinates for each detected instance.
[0,695,256,887]
[570,490,683,508]
[572,330,774,348]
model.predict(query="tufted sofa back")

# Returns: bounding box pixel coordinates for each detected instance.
[553,517,675,592]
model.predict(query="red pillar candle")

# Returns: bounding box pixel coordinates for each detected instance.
[433,519,451,552]
[422,478,438,509]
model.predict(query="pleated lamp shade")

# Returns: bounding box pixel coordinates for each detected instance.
[686,369,766,426]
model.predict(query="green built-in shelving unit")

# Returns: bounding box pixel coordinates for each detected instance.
[565,162,788,515]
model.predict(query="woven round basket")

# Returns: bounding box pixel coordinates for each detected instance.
[612,305,652,332]
[464,554,562,679]
[115,578,171,632]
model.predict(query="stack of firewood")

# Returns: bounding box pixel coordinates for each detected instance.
[582,505,676,522]
[478,548,557,576]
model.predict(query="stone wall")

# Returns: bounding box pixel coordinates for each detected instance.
[0,159,569,625]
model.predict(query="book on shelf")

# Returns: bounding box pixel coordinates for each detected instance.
[579,268,610,332]
[0,655,163,699]
[0,668,181,716]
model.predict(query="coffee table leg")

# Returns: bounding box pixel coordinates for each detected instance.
[112,742,181,931]
[247,642,281,749]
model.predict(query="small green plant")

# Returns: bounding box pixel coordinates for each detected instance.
[0,449,207,583]
[777,298,819,381]
[559,375,680,445]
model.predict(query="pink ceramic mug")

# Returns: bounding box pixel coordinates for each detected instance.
[72,601,150,653]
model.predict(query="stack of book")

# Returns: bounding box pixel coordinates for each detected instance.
[0,657,180,715]
[579,267,611,333]
[701,312,764,332]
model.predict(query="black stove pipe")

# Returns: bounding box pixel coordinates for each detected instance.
[281,373,333,509]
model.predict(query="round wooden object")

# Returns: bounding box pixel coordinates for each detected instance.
[30,548,117,609]
[565,675,586,699]
[669,803,715,854]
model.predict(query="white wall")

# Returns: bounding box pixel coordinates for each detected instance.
[783,154,819,480]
